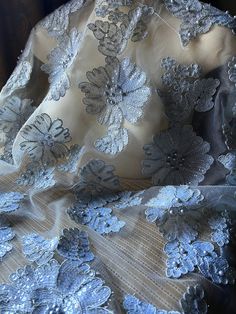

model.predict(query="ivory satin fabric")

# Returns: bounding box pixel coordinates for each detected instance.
[0,1,236,313]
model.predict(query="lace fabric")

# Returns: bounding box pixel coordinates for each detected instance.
[0,0,236,313]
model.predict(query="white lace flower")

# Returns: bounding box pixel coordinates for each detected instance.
[41,28,81,101]
[20,113,71,165]
[79,57,150,154]
[143,126,214,185]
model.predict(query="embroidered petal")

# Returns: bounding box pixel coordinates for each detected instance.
[21,234,58,265]
[57,228,94,262]
[0,192,24,214]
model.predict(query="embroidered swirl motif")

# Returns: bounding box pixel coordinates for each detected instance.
[123,284,207,314]
[79,57,150,155]
[160,57,220,124]
[20,113,71,166]
[144,186,236,284]
[39,0,88,39]
[164,0,236,47]
[0,260,112,313]
[0,96,34,163]
[142,125,214,186]
[41,28,82,101]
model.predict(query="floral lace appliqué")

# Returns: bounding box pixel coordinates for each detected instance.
[0,259,112,313]
[142,125,214,186]
[160,57,220,124]
[79,57,150,155]
[145,186,236,284]
[90,4,153,57]
[39,0,88,39]
[74,159,121,199]
[123,284,207,314]
[0,96,34,163]
[20,113,71,166]
[218,152,236,185]
[21,233,59,266]
[41,28,81,101]
[0,225,15,261]
[68,194,126,235]
[57,228,95,262]
[164,0,236,47]
[0,192,25,214]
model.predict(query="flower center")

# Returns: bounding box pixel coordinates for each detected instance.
[104,83,126,106]
[166,150,186,170]
[41,133,54,147]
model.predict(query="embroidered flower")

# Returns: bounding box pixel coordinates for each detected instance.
[164,0,236,47]
[0,192,25,214]
[16,162,56,190]
[190,78,220,112]
[123,285,207,314]
[143,126,214,185]
[41,28,81,101]
[160,58,219,123]
[114,190,144,209]
[89,5,151,57]
[40,0,87,39]
[0,96,34,163]
[181,285,208,314]
[218,152,236,185]
[0,225,15,261]
[209,214,231,247]
[21,233,58,266]
[20,113,71,166]
[0,259,112,313]
[145,186,203,242]
[74,159,120,200]
[164,240,215,278]
[79,57,150,154]
[1,36,33,97]
[57,228,94,262]
[68,193,125,235]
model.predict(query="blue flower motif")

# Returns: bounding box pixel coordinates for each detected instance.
[114,191,144,209]
[68,203,125,235]
[79,57,150,155]
[74,159,121,200]
[164,0,236,47]
[181,285,207,314]
[41,28,82,101]
[218,152,236,185]
[0,225,15,261]
[21,233,58,266]
[57,228,95,262]
[143,126,214,185]
[0,260,112,313]
[0,192,25,214]
[20,113,71,166]
[164,240,216,279]
[209,213,231,247]
[228,56,236,87]
[198,255,236,285]
[16,162,56,190]
[123,285,207,314]
[145,186,203,242]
